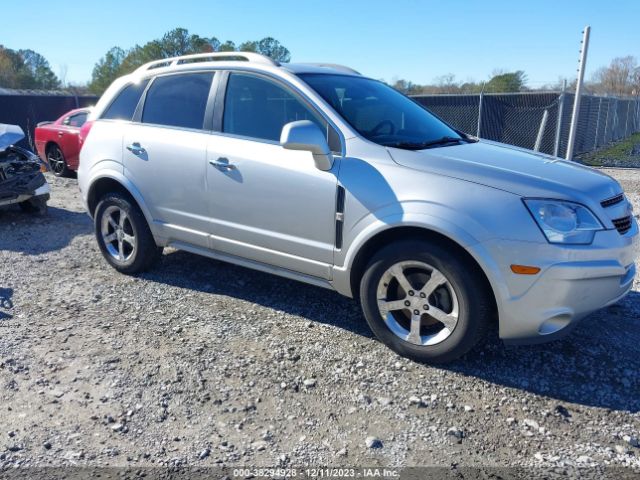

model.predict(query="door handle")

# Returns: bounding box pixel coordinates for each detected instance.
[126,142,146,155]
[209,158,236,170]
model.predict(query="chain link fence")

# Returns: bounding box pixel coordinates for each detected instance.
[1,90,639,158]
[412,92,640,158]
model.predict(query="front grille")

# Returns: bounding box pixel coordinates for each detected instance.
[601,194,625,208]
[612,216,633,235]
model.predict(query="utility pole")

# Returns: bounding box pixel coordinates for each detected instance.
[566,26,590,161]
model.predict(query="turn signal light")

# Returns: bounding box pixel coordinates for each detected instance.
[510,264,541,275]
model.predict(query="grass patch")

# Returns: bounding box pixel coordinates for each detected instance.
[579,132,640,167]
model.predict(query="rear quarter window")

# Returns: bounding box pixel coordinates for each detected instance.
[101,80,149,121]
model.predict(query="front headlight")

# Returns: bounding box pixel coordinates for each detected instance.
[524,199,604,245]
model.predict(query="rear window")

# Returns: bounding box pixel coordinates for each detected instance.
[142,73,214,130]
[102,80,149,121]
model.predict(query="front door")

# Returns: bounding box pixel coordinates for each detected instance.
[206,72,339,279]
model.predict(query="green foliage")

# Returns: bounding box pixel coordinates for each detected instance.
[18,49,61,89]
[0,45,60,90]
[157,28,209,57]
[239,37,290,62]
[484,71,527,93]
[88,28,291,95]
[580,132,640,166]
[218,41,237,52]
[391,78,422,95]
[89,47,125,95]
[389,71,528,95]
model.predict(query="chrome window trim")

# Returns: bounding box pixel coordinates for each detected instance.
[133,71,216,131]
[218,68,346,157]
[97,66,348,156]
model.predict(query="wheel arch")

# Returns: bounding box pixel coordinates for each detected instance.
[346,225,499,322]
[44,141,60,156]
[86,174,153,229]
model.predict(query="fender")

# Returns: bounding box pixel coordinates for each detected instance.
[339,197,498,268]
[331,208,510,312]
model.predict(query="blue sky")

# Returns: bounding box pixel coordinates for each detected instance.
[3,0,639,86]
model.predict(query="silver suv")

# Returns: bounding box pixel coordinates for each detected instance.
[78,52,638,363]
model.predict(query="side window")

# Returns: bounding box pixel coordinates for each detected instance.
[223,73,327,143]
[68,112,88,127]
[102,80,149,121]
[142,73,214,130]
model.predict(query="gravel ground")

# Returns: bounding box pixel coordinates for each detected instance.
[0,169,639,477]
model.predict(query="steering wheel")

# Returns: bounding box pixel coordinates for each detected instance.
[370,120,395,137]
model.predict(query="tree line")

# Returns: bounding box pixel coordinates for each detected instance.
[391,70,530,95]
[0,28,291,94]
[391,57,640,96]
[1,29,639,98]
[88,28,291,94]
[0,46,60,90]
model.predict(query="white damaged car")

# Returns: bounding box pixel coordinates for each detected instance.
[0,124,50,214]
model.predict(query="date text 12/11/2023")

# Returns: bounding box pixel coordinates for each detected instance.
[231,468,400,478]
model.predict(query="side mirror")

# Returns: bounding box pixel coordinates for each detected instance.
[280,120,334,171]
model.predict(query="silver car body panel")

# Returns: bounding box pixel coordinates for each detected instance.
[79,58,639,345]
[204,132,339,279]
[123,123,211,249]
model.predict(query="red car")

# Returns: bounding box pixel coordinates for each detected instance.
[35,108,91,177]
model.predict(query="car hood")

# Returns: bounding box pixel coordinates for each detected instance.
[0,124,25,152]
[388,139,622,203]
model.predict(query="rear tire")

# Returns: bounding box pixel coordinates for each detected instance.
[359,239,491,364]
[94,192,162,274]
[47,144,70,177]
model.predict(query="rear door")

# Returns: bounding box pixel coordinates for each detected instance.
[123,72,216,249]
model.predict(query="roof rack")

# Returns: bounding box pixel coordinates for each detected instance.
[298,63,361,75]
[134,52,279,73]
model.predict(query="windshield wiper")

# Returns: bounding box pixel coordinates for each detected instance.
[384,136,469,150]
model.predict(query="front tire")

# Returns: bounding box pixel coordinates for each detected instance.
[359,239,491,364]
[94,193,162,274]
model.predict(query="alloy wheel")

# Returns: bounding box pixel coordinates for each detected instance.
[100,206,137,263]
[47,148,65,175]
[376,261,459,346]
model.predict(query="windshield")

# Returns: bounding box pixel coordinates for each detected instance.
[299,73,464,149]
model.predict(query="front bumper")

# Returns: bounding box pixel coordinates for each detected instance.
[476,218,639,344]
[0,174,50,207]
